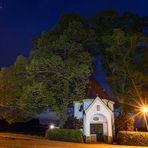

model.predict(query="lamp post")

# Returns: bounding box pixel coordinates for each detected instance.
[141,106,148,131]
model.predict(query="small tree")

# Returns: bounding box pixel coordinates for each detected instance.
[115,111,134,134]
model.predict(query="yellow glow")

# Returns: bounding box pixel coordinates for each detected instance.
[142,106,148,113]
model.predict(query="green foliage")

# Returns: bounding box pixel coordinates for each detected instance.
[0,55,29,123]
[28,20,93,126]
[92,12,148,109]
[0,14,94,124]
[117,131,148,146]
[91,10,147,36]
[63,116,82,129]
[45,128,83,143]
[115,111,134,134]
[19,83,52,115]
[91,10,120,35]
[98,28,148,111]
[0,55,28,107]
[0,11,147,124]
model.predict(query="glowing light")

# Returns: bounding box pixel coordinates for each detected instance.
[50,124,55,129]
[142,106,148,113]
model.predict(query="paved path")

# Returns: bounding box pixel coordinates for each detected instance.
[0,133,147,148]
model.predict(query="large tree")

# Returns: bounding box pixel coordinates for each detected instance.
[21,21,94,126]
[0,55,29,123]
[98,28,148,111]
[0,15,94,125]
[91,10,148,36]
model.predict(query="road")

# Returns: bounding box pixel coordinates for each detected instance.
[0,133,147,148]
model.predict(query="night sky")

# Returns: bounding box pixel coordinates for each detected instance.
[0,0,148,90]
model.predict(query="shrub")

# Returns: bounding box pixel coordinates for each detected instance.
[115,111,134,134]
[45,128,83,143]
[63,117,82,129]
[117,131,148,146]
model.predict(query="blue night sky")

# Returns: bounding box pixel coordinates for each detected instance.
[0,0,147,90]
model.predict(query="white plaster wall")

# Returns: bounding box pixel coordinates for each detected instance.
[90,114,108,136]
[102,99,114,111]
[83,97,113,137]
[83,99,93,110]
[74,102,83,119]
[102,99,115,135]
[83,114,86,135]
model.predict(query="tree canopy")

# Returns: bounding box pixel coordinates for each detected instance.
[0,10,147,124]
[98,29,148,111]
[0,16,94,125]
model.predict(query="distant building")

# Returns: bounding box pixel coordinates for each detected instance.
[74,78,115,143]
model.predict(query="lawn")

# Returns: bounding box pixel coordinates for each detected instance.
[0,133,147,148]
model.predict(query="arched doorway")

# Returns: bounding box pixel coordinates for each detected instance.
[90,113,108,142]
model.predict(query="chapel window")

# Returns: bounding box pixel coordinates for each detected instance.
[97,105,100,111]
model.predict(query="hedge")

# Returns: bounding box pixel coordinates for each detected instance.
[117,131,148,146]
[45,128,83,143]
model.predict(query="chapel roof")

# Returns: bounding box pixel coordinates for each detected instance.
[86,77,113,101]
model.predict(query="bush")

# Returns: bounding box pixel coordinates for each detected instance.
[63,117,82,129]
[117,131,148,146]
[45,128,83,143]
[115,111,134,134]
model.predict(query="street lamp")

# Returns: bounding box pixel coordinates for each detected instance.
[49,124,55,129]
[142,106,148,113]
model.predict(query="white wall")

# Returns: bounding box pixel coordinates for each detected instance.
[83,97,113,137]
[74,102,83,119]
[90,113,108,136]
[74,99,93,119]
[74,97,115,140]
[83,99,93,110]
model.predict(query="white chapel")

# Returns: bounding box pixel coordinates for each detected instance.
[74,78,115,143]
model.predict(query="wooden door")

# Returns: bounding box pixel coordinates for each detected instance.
[90,124,103,142]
